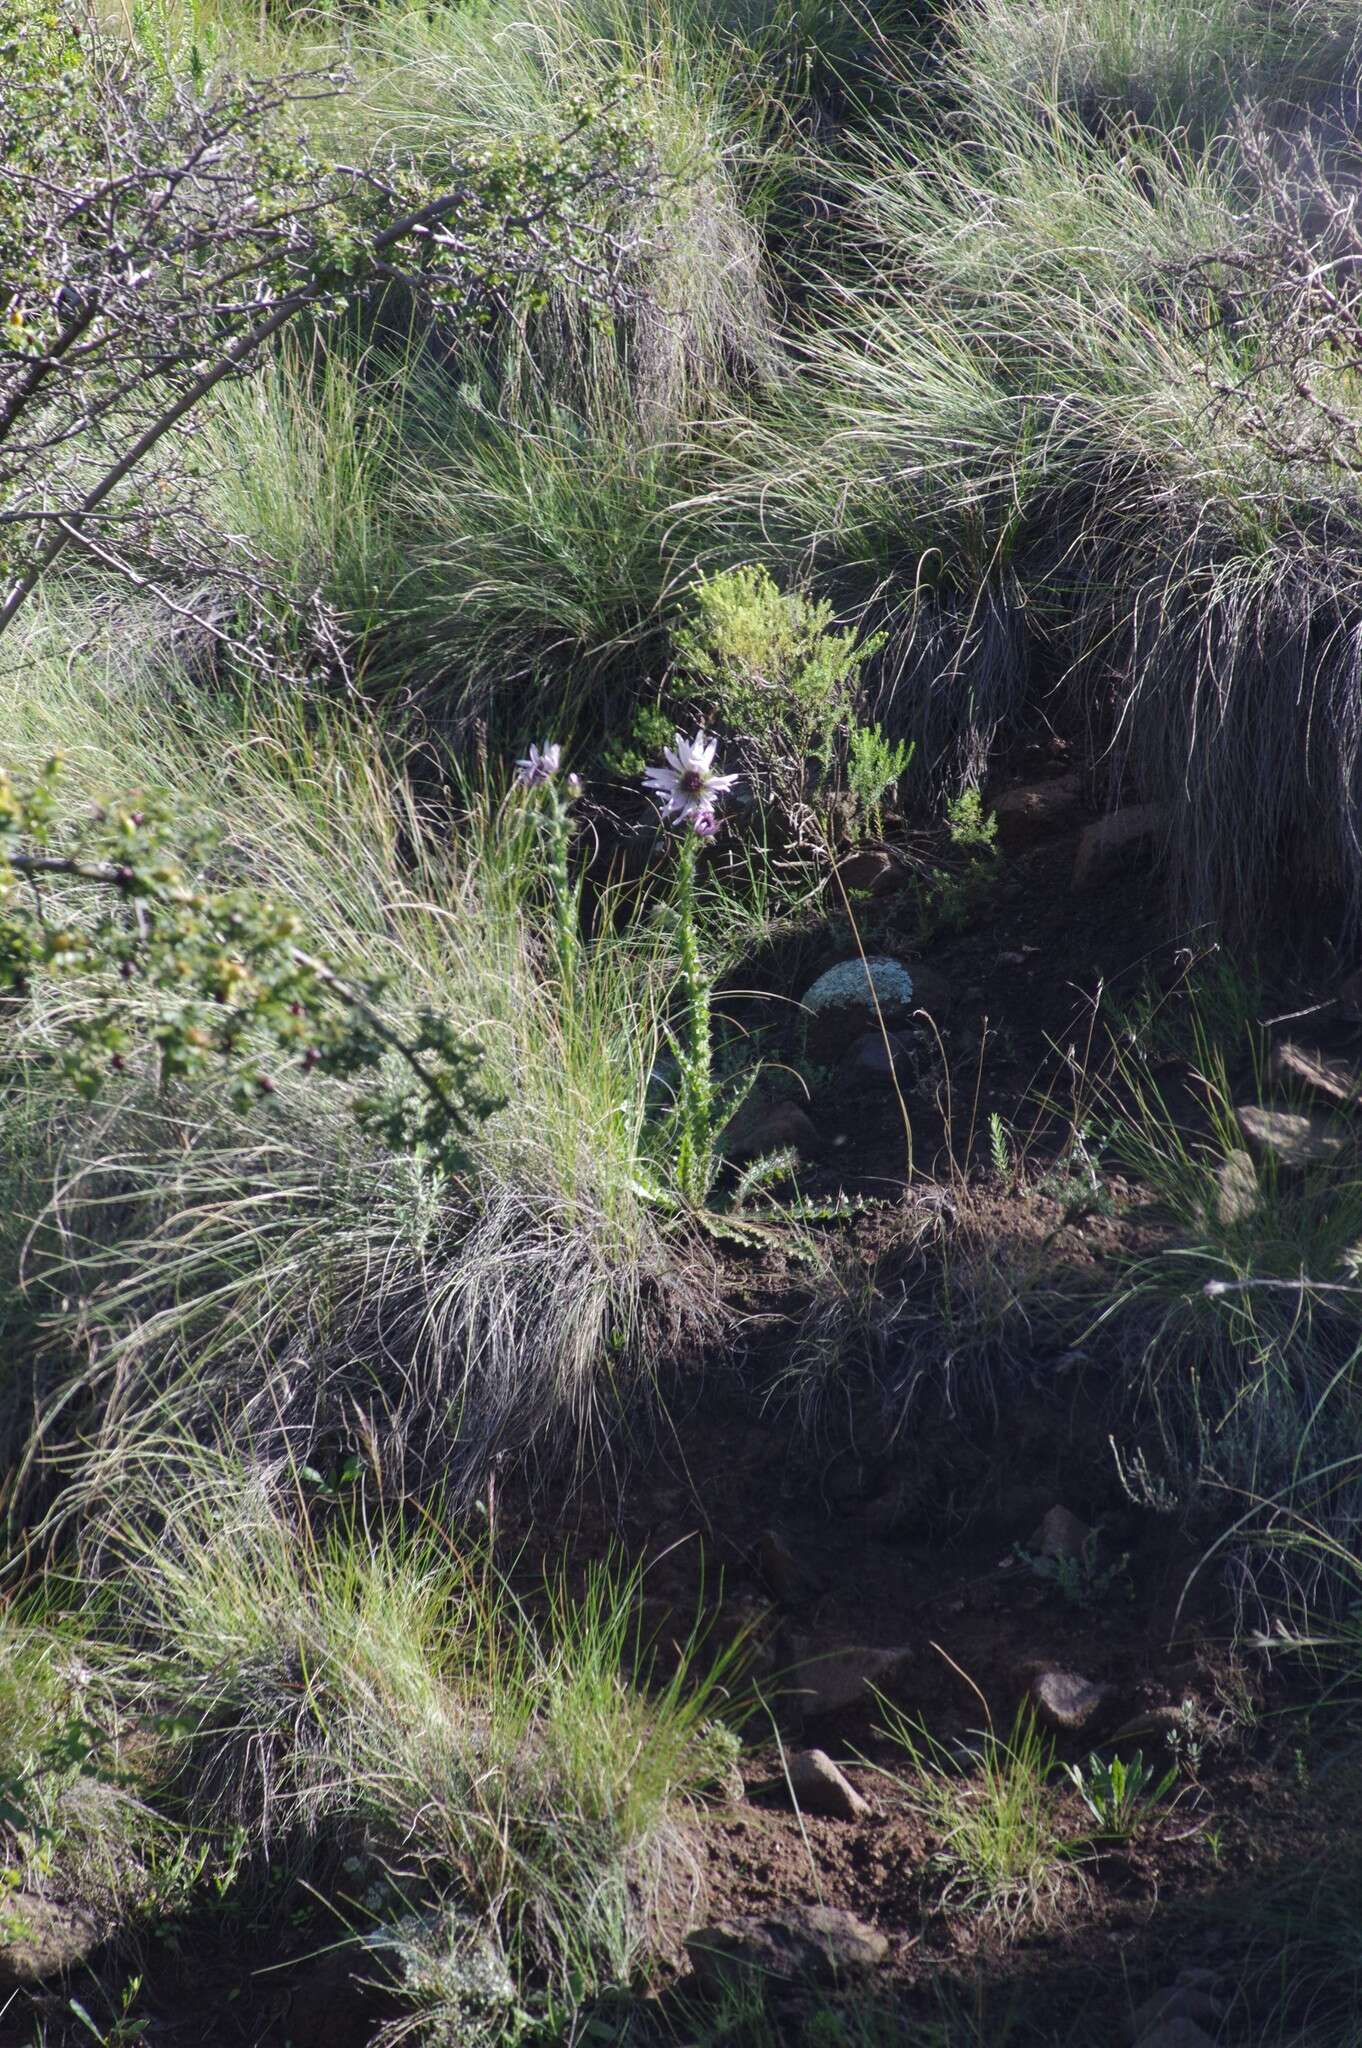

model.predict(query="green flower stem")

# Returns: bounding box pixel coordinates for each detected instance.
[538,785,579,993]
[674,827,713,1207]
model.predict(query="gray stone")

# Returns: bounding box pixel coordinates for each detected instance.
[783,1749,872,1822]
[785,1641,912,1718]
[1132,2021,1218,2048]
[684,1904,888,1997]
[1130,1981,1226,2041]
[1235,1103,1349,1170]
[836,848,908,897]
[843,1030,916,1084]
[1030,1667,1110,1733]
[1029,1504,1093,1561]
[1271,1038,1362,1108]
[0,1895,102,1988]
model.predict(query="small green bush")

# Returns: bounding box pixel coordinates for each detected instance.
[670,565,885,835]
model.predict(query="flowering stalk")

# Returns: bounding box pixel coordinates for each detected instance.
[642,731,734,1207]
[673,823,712,1206]
[515,742,581,991]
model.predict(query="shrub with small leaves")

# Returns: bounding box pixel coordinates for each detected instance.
[0,760,498,1172]
[847,722,914,837]
[670,565,884,838]
[0,0,658,651]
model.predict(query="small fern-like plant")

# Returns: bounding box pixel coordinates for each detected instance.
[847,723,913,837]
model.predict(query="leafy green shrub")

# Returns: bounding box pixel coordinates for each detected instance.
[0,758,496,1172]
[1014,1528,1132,1610]
[670,565,885,836]
[1065,1750,1177,1838]
[847,724,913,838]
[944,787,998,854]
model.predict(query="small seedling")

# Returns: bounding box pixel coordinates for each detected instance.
[1014,1529,1132,1610]
[1065,1750,1178,1836]
[945,787,998,853]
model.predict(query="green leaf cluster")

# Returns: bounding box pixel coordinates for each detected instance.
[0,759,496,1173]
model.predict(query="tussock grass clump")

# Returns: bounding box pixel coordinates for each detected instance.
[0,1609,185,1927]
[0,610,716,1523]
[97,1458,743,2026]
[698,7,1362,929]
[1097,1029,1362,1530]
[873,1698,1085,1932]
[963,0,1362,136]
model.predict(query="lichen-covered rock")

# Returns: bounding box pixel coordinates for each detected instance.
[802,956,917,1023]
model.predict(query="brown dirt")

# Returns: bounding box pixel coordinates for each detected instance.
[10,792,1360,2047]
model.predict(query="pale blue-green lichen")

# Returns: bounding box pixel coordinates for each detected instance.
[801,956,915,1017]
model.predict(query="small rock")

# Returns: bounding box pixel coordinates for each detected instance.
[684,1905,888,1998]
[1030,1667,1110,1733]
[785,1640,913,1718]
[0,1895,102,1989]
[904,963,954,1018]
[783,1748,872,1821]
[992,773,1084,851]
[1271,1039,1362,1108]
[1235,1103,1349,1170]
[721,1098,820,1164]
[842,1029,917,1085]
[1211,1148,1259,1226]
[1129,1981,1226,2041]
[1107,1702,1187,1744]
[1072,803,1165,891]
[836,848,909,897]
[1029,1504,1093,1561]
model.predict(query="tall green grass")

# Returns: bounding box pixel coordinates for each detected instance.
[696,7,1362,925]
[962,0,1362,136]
[0,608,719,1527]
[101,1460,742,1989]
